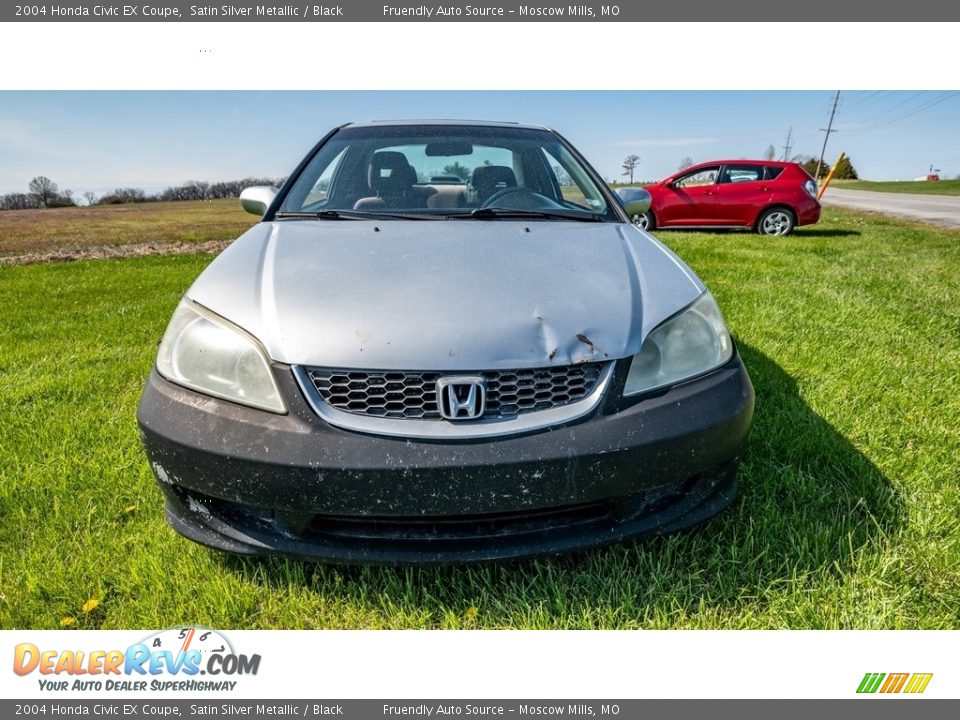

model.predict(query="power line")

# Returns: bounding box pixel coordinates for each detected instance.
[781,126,793,161]
[840,90,885,111]
[863,91,960,131]
[849,91,960,139]
[854,91,928,125]
[814,91,841,183]
[788,93,841,154]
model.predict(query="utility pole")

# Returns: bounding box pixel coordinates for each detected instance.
[781,126,793,161]
[814,91,840,184]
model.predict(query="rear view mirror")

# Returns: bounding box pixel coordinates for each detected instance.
[614,187,651,218]
[240,186,279,217]
[425,141,474,157]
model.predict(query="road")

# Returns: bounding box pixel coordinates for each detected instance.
[821,188,960,228]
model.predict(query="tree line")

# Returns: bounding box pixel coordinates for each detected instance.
[0,176,286,211]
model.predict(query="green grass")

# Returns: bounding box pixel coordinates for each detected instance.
[832,178,960,196]
[2,208,959,629]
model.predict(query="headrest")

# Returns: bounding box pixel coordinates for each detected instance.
[368,151,416,194]
[470,165,517,194]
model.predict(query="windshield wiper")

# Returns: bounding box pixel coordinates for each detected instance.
[448,207,605,222]
[274,209,443,221]
[273,211,357,220]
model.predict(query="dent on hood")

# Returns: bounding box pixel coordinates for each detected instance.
[532,306,609,365]
[187,221,704,370]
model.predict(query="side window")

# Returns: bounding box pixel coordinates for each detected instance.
[676,167,719,188]
[541,149,587,208]
[303,147,347,206]
[541,147,607,211]
[764,166,784,180]
[719,165,764,184]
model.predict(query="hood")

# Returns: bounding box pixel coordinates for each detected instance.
[187,220,704,370]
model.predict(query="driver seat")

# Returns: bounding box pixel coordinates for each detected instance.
[469,166,517,205]
[354,151,436,210]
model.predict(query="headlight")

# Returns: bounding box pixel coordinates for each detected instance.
[156,299,286,413]
[623,292,733,397]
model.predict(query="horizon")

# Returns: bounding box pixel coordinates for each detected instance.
[1,90,958,199]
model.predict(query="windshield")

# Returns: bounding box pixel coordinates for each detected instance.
[279,125,618,221]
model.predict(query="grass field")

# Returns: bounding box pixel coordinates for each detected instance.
[1,207,959,629]
[832,178,960,196]
[0,199,254,257]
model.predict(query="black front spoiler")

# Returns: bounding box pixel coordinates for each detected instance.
[138,355,753,563]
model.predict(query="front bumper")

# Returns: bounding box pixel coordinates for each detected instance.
[137,355,754,564]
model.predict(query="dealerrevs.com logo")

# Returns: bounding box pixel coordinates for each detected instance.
[857,673,933,694]
[13,627,260,692]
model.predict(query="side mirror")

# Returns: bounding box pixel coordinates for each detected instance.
[240,186,279,217]
[614,187,651,219]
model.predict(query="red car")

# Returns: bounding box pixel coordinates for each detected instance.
[636,160,821,236]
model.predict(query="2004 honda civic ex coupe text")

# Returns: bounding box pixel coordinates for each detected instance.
[137,121,755,563]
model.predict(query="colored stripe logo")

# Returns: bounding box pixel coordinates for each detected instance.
[857,672,933,694]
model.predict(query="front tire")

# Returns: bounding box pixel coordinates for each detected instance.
[633,210,656,232]
[757,207,795,236]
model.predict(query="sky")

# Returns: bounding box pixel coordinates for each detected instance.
[0,90,958,198]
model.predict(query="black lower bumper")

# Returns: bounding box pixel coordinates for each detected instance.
[137,355,754,564]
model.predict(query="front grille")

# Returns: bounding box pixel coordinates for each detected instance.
[304,363,606,420]
[306,501,613,542]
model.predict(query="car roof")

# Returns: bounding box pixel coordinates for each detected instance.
[686,159,796,168]
[344,119,552,131]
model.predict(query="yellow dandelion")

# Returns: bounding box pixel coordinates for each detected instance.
[82,598,100,613]
[60,617,76,627]
[464,606,479,621]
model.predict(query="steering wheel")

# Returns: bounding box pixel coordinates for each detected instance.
[481,187,559,209]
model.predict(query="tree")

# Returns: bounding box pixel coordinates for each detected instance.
[621,155,641,184]
[763,145,777,161]
[184,180,211,200]
[0,192,42,210]
[800,158,830,179]
[48,189,76,208]
[28,176,58,207]
[99,187,147,204]
[832,155,859,180]
[678,156,693,171]
[82,191,97,206]
[442,162,471,181]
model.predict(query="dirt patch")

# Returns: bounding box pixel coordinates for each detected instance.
[0,240,232,266]
[0,199,254,256]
